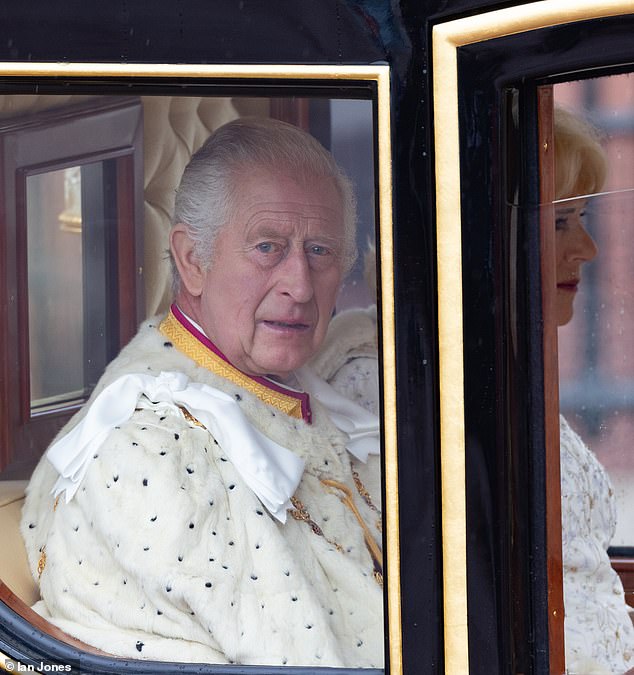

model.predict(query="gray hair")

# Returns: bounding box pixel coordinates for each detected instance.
[171,116,357,293]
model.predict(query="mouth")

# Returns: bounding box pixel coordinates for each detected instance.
[557,280,579,292]
[261,320,311,332]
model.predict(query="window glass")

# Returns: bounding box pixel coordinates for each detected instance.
[0,87,387,672]
[554,74,634,549]
[27,167,85,411]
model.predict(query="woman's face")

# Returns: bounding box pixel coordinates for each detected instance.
[555,198,598,326]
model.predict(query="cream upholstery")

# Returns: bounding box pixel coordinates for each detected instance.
[0,481,38,605]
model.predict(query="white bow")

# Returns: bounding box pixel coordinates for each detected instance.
[46,371,305,523]
[296,367,380,462]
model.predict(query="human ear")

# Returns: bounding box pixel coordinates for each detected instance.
[169,224,205,297]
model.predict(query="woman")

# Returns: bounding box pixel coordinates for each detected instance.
[554,107,634,675]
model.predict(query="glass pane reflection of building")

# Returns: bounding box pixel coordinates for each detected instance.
[555,73,634,548]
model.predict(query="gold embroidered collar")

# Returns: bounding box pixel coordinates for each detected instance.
[159,305,311,422]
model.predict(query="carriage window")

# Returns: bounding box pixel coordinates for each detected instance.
[0,98,143,479]
[542,71,634,672]
[0,81,392,673]
[553,75,634,559]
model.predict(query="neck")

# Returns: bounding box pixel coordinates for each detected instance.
[163,304,312,423]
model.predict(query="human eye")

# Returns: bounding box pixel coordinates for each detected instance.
[555,210,571,231]
[307,244,330,257]
[255,241,282,254]
[306,242,340,271]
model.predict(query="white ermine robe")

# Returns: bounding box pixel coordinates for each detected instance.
[21,311,383,668]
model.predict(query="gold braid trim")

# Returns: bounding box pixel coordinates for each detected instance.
[321,478,383,580]
[351,466,382,533]
[37,546,46,579]
[289,479,383,587]
[159,310,304,419]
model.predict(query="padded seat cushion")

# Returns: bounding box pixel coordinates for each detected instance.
[0,480,39,606]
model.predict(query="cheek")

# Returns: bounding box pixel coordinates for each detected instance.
[317,275,342,311]
[554,233,567,272]
[234,272,277,321]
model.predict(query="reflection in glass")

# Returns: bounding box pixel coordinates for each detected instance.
[552,77,634,673]
[556,75,634,548]
[27,167,86,412]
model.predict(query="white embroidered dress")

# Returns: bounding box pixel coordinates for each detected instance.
[561,415,634,674]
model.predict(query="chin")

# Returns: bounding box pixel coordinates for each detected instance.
[557,310,574,327]
[258,355,308,380]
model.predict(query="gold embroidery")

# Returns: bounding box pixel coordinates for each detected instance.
[37,547,46,579]
[321,478,383,577]
[351,466,382,533]
[289,496,343,552]
[289,484,383,587]
[53,495,61,512]
[160,310,304,419]
[178,405,206,428]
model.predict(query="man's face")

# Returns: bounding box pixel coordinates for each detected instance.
[193,169,346,380]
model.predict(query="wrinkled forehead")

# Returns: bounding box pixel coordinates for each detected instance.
[242,202,344,237]
[229,168,345,238]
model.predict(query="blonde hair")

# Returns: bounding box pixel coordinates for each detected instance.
[554,107,607,200]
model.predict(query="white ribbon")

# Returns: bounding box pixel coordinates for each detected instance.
[47,371,304,523]
[296,367,380,463]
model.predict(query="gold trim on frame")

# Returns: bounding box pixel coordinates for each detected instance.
[0,61,400,672]
[433,1,634,673]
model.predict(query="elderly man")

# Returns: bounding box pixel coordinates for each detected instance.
[21,117,382,668]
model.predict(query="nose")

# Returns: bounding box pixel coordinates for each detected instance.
[275,248,314,303]
[570,224,598,263]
